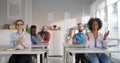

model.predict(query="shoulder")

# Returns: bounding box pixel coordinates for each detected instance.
[46,31,50,34]
[11,32,17,35]
[23,32,30,37]
[36,34,40,37]
[36,33,40,35]
[45,31,50,35]
[10,32,17,37]
[73,33,79,37]
[38,31,42,34]
[86,31,92,35]
[74,33,79,36]
[98,32,103,37]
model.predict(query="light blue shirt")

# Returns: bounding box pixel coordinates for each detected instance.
[10,31,31,49]
[73,31,85,44]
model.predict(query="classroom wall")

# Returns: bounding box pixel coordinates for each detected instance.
[32,0,94,29]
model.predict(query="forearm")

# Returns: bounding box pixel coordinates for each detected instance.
[20,41,29,49]
[73,39,77,44]
[102,40,108,48]
[13,42,19,49]
[32,36,40,44]
[43,37,50,43]
[43,40,49,43]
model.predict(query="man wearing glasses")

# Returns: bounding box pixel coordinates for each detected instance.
[8,19,32,63]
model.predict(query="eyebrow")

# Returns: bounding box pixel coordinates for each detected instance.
[16,23,23,25]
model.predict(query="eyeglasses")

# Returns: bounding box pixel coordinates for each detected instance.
[16,24,23,26]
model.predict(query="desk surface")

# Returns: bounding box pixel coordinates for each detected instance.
[63,43,85,48]
[0,48,46,54]
[67,47,120,53]
[32,44,48,48]
[0,45,47,54]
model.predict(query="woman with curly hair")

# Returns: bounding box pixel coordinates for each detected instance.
[85,18,111,63]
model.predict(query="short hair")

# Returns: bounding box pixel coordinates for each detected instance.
[42,26,47,29]
[69,28,75,32]
[77,23,83,26]
[15,19,24,25]
[30,25,37,30]
[87,18,102,31]
[70,28,74,31]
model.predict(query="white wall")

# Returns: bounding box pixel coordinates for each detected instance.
[32,0,94,29]
[0,0,94,29]
[0,0,96,44]
[31,0,96,42]
[47,19,78,42]
[0,0,31,29]
[0,0,9,29]
[0,30,16,46]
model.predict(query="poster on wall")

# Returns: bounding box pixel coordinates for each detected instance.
[7,0,22,19]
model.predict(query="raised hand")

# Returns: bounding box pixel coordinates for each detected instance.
[86,30,90,41]
[103,31,109,40]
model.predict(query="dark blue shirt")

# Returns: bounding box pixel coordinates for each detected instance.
[31,34,42,45]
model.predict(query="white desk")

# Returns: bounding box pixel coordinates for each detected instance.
[32,44,48,49]
[0,48,46,63]
[32,44,49,63]
[66,47,120,63]
[63,43,85,63]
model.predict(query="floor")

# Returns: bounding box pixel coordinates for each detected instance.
[1,55,119,63]
[48,57,63,63]
[48,56,119,63]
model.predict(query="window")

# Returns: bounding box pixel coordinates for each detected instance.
[100,7,108,32]
[107,2,118,38]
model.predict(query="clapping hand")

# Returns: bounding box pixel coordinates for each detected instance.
[18,37,24,44]
[103,31,109,40]
[13,37,23,49]
[86,30,90,41]
[18,36,29,49]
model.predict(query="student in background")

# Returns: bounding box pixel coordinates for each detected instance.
[8,19,32,63]
[66,28,75,44]
[73,23,86,63]
[30,25,42,45]
[30,25,42,63]
[86,18,110,63]
[38,26,50,43]
[38,26,49,62]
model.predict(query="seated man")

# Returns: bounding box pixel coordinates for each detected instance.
[30,25,43,63]
[8,20,32,63]
[73,23,86,63]
[38,26,50,44]
[38,26,49,61]
[30,25,42,45]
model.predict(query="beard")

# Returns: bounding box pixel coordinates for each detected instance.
[79,29,83,32]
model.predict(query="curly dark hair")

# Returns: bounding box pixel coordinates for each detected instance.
[30,25,37,30]
[87,18,102,31]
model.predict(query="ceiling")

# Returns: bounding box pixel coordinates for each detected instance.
[88,0,96,4]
